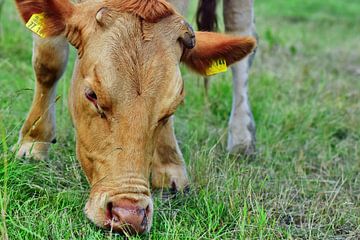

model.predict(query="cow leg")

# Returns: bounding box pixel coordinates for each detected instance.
[166,0,188,15]
[152,117,189,193]
[152,1,189,194]
[224,0,257,156]
[16,36,69,160]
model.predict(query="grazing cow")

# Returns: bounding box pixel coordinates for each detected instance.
[14,0,256,235]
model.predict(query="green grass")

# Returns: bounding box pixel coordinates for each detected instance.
[1,0,360,239]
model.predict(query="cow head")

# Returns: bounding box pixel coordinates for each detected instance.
[15,0,256,235]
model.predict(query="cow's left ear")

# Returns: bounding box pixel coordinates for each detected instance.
[181,31,256,76]
[15,0,74,37]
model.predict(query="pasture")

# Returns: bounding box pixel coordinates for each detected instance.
[1,0,360,239]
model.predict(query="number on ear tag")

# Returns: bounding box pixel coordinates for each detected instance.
[26,13,47,38]
[205,59,228,76]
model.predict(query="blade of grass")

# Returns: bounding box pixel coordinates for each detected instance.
[0,115,9,240]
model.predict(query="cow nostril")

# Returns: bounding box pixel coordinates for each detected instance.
[106,202,114,222]
[141,215,147,228]
[106,202,121,223]
[145,205,150,216]
[141,205,151,228]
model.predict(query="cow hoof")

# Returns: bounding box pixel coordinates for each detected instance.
[15,141,50,160]
[227,130,256,157]
[161,183,190,200]
[227,121,256,157]
[151,163,189,197]
[227,141,256,157]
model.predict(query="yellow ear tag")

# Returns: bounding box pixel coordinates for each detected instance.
[26,13,47,38]
[205,59,228,76]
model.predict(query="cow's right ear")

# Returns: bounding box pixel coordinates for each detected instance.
[15,0,74,37]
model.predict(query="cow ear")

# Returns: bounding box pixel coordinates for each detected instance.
[15,0,74,37]
[181,31,256,76]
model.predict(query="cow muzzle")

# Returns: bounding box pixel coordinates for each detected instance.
[84,177,153,235]
[105,198,151,234]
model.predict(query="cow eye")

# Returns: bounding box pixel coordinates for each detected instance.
[85,89,106,118]
[85,89,97,102]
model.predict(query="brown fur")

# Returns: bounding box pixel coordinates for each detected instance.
[109,0,174,23]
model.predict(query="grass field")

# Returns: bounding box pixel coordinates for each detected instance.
[1,0,360,239]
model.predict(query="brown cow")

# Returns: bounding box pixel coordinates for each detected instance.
[14,0,256,235]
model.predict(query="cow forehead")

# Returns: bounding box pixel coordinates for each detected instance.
[80,14,183,106]
[87,14,181,74]
[81,12,182,60]
[69,0,187,63]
